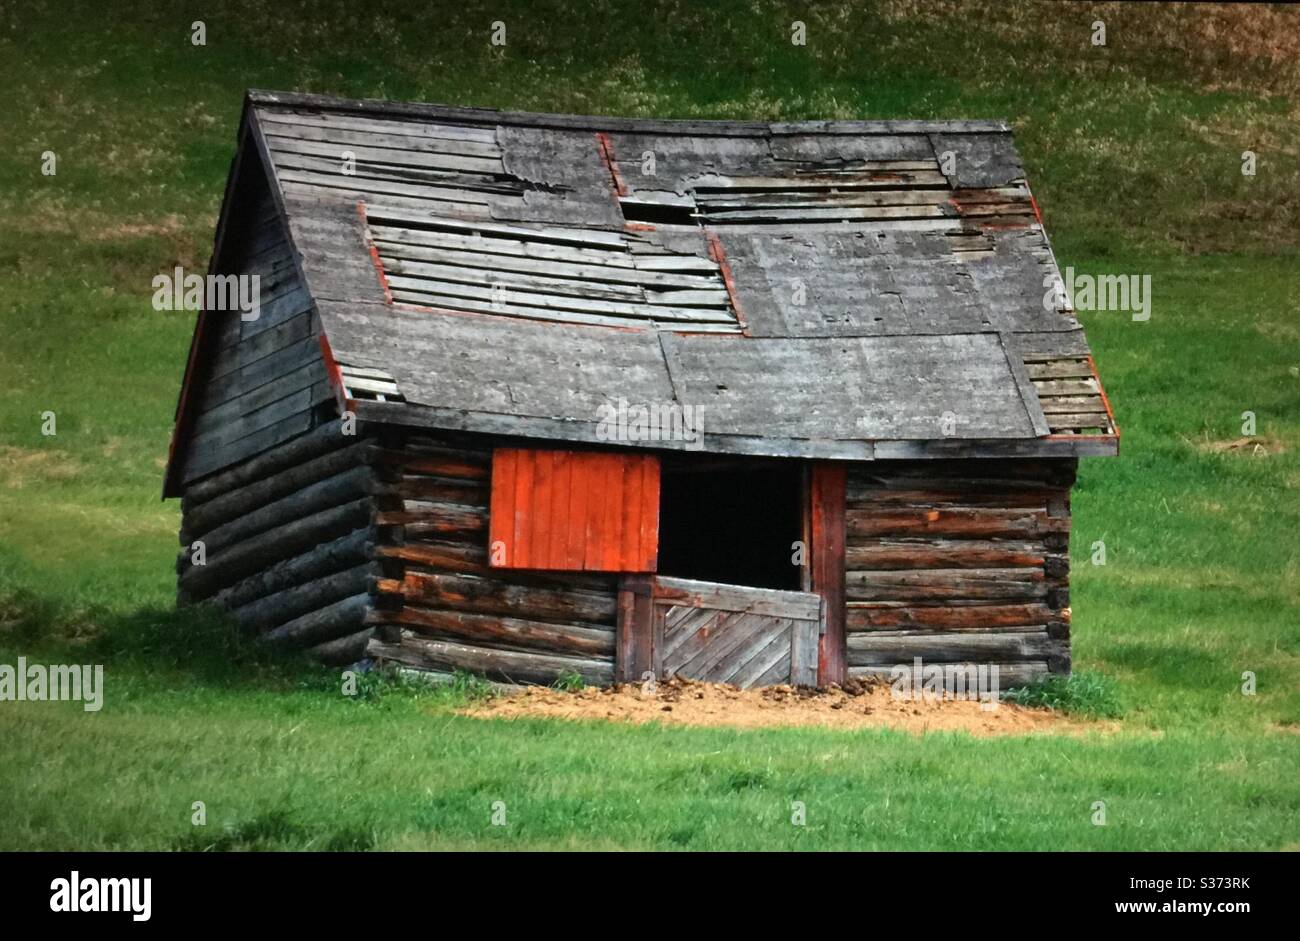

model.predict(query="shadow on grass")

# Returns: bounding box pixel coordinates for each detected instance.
[171,809,374,852]
[0,585,330,692]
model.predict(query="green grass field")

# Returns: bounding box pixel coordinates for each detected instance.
[1,1,1297,850]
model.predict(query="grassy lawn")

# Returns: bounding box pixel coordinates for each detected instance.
[0,0,1297,850]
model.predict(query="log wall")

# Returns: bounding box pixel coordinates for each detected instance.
[843,458,1075,689]
[176,418,392,664]
[364,435,619,686]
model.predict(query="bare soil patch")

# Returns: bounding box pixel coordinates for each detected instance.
[1197,436,1287,457]
[461,676,1104,737]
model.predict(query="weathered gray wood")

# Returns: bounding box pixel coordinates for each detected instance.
[185,464,385,553]
[185,419,357,505]
[367,631,613,686]
[232,562,378,632]
[182,440,379,535]
[846,568,1047,603]
[789,615,820,687]
[650,576,821,621]
[846,602,1054,633]
[399,571,617,625]
[382,604,615,658]
[179,497,376,598]
[307,627,376,665]
[263,593,371,648]
[846,539,1046,570]
[846,507,1068,539]
[846,629,1061,665]
[849,661,1050,689]
[208,528,373,610]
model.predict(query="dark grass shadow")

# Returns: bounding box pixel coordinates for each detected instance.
[0,585,334,693]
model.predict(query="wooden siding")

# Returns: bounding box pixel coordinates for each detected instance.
[488,448,660,572]
[365,436,620,686]
[843,458,1075,688]
[179,145,333,485]
[176,418,386,664]
[808,463,847,685]
[617,575,821,687]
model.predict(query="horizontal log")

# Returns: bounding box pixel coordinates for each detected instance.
[374,502,486,537]
[379,604,615,657]
[231,562,378,633]
[263,593,371,648]
[181,440,380,537]
[208,528,373,610]
[307,627,376,666]
[375,541,618,592]
[848,459,1076,491]
[392,477,486,507]
[846,630,1062,666]
[368,632,614,686]
[846,602,1056,632]
[400,571,618,625]
[184,419,362,505]
[846,539,1046,570]
[845,568,1046,603]
[372,449,488,481]
[375,540,486,574]
[179,498,376,598]
[846,507,1068,539]
[845,488,1053,509]
[850,661,1050,690]
[185,465,385,553]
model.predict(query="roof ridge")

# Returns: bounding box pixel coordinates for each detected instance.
[246,89,1010,137]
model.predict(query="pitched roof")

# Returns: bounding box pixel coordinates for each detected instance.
[174,90,1118,481]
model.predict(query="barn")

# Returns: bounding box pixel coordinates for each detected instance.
[164,90,1117,690]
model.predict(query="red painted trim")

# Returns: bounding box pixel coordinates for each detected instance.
[317,333,351,414]
[1086,353,1120,438]
[1029,192,1045,225]
[703,228,750,336]
[356,201,394,305]
[595,131,629,198]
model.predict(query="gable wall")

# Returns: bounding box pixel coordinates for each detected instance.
[178,147,334,486]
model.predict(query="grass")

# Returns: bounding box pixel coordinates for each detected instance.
[0,0,1298,850]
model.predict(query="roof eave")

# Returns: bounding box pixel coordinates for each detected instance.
[348,400,1119,461]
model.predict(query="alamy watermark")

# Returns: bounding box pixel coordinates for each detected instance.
[595,397,705,449]
[0,658,103,712]
[889,657,1000,711]
[1044,267,1151,322]
[152,267,261,321]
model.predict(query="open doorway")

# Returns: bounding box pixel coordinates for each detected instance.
[656,455,804,590]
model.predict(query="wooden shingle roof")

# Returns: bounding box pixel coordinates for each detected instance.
[171,90,1117,484]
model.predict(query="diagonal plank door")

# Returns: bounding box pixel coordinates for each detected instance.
[621,575,822,687]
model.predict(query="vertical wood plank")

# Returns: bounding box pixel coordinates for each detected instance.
[512,448,535,568]
[810,462,847,686]
[487,448,516,567]
[489,448,661,572]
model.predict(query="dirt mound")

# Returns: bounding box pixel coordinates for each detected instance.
[460,676,1102,737]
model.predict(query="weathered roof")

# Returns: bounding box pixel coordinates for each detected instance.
[172,90,1118,483]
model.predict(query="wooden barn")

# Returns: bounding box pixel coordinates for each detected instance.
[163,90,1118,690]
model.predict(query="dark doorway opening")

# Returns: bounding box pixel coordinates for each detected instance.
[657,456,804,591]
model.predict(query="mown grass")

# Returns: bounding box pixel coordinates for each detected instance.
[0,1,1297,850]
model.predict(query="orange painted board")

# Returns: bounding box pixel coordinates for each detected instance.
[489,448,660,572]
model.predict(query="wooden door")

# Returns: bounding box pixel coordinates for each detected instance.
[617,575,822,688]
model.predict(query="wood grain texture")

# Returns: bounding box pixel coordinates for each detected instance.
[488,448,660,572]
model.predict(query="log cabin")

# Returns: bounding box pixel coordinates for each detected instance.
[163,90,1118,690]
